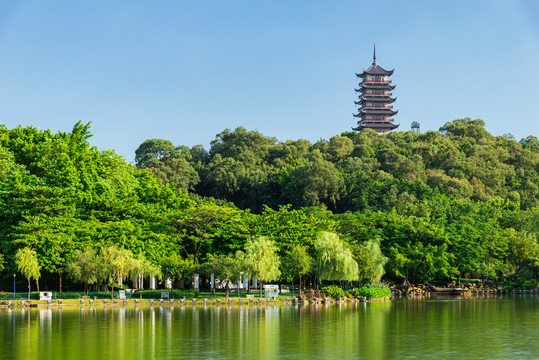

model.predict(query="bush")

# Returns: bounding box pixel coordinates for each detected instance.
[348,284,391,300]
[58,292,82,299]
[321,285,345,299]
[132,290,198,299]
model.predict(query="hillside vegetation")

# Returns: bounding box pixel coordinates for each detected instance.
[1,118,538,290]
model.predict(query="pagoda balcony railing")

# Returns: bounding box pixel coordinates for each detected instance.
[363,93,391,96]
[361,119,395,123]
[362,80,392,84]
[362,106,393,110]
[362,94,392,98]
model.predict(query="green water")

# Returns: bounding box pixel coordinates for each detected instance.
[1,296,538,359]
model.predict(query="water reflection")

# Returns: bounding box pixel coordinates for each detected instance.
[1,298,538,359]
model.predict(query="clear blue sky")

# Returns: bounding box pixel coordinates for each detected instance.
[1,0,538,162]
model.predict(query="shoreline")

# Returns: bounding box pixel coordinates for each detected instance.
[0,296,390,308]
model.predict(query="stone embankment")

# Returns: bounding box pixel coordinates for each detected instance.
[390,282,539,296]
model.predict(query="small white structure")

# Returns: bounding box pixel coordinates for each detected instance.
[39,292,52,301]
[264,285,279,298]
[118,290,126,300]
[149,274,157,290]
[194,273,200,291]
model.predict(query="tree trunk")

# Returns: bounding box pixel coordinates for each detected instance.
[111,283,115,300]
[260,281,263,298]
[27,278,31,300]
[36,279,40,293]
[226,283,229,300]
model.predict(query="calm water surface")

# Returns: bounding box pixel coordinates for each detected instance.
[1,296,538,359]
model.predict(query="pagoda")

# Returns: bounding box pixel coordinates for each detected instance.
[353,45,399,134]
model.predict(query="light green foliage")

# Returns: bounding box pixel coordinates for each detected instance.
[15,247,41,299]
[243,236,281,295]
[315,232,359,281]
[348,284,392,300]
[200,251,244,299]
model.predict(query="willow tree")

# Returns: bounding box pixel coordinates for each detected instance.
[130,253,162,299]
[353,238,388,284]
[100,245,136,300]
[15,247,42,300]
[66,247,100,296]
[315,232,359,286]
[243,236,281,297]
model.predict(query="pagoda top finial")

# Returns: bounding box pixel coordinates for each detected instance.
[373,43,377,65]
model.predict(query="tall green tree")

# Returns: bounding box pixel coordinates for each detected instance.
[15,247,41,300]
[507,229,539,278]
[200,251,244,299]
[160,254,194,289]
[282,245,313,293]
[135,139,180,168]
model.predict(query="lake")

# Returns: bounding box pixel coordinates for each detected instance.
[1,295,538,359]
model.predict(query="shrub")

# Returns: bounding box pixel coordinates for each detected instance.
[348,284,391,300]
[321,285,345,299]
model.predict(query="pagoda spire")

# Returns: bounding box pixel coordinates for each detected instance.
[373,43,377,65]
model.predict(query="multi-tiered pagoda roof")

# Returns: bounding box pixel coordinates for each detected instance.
[353,45,399,134]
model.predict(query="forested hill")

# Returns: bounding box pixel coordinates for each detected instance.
[0,118,538,287]
[136,118,539,214]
